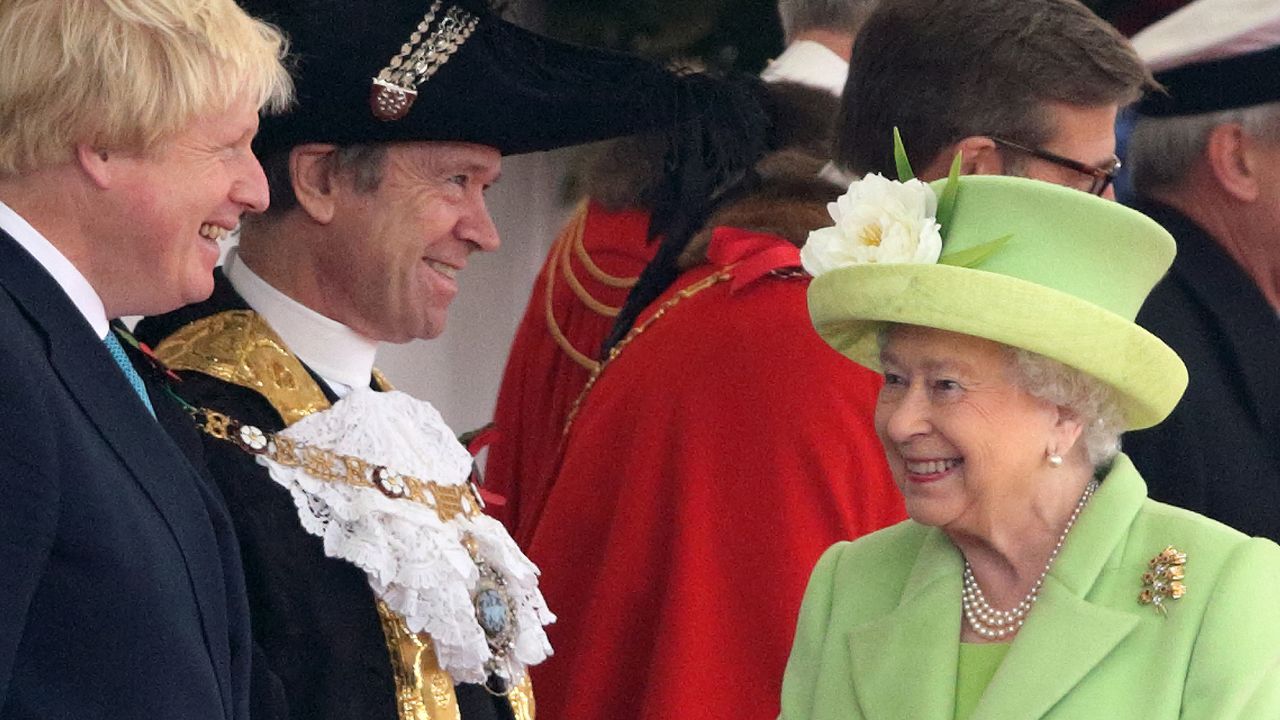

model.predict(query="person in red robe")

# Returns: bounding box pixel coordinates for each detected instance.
[520,81,908,720]
[485,0,875,545]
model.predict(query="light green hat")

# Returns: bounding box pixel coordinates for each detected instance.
[805,174,1188,430]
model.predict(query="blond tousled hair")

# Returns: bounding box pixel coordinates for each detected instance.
[0,0,294,176]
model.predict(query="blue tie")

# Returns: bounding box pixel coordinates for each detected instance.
[104,332,155,417]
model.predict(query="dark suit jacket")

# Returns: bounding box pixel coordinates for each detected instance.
[0,230,252,719]
[1126,200,1280,541]
[136,270,513,720]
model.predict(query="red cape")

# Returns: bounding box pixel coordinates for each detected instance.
[485,201,657,543]
[525,228,906,720]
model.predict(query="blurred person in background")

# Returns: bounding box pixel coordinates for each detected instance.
[523,77,904,720]
[512,3,897,718]
[834,0,1149,196]
[486,0,878,545]
[1124,0,1280,541]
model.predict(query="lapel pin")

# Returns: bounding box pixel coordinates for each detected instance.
[1138,545,1186,616]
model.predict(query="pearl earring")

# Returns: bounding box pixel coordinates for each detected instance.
[1047,453,1063,468]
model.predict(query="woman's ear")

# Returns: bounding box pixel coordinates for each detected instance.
[289,144,340,224]
[1049,406,1086,461]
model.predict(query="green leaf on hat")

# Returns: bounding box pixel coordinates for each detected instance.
[938,234,1012,268]
[935,151,963,233]
[892,127,915,181]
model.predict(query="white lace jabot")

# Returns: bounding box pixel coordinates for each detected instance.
[256,387,554,684]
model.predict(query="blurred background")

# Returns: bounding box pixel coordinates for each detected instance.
[343,0,1192,432]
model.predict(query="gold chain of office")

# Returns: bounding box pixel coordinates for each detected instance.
[191,406,481,524]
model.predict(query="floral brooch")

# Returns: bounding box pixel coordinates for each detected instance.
[1138,546,1186,616]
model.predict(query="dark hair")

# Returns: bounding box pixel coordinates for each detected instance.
[259,143,390,217]
[600,80,832,353]
[836,0,1151,175]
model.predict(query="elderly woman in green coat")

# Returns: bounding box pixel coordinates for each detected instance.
[780,173,1280,720]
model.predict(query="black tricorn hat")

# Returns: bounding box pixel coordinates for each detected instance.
[244,0,767,158]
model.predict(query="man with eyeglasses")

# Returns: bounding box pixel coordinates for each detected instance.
[1122,2,1280,543]
[832,0,1146,197]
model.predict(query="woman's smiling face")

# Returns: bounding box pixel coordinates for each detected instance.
[874,325,1063,534]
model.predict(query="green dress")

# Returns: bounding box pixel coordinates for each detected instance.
[954,643,1010,720]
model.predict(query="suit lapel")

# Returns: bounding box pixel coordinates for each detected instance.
[0,231,232,711]
[847,529,964,720]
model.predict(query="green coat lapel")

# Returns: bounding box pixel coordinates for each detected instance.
[846,529,964,720]
[847,456,1150,720]
[972,456,1148,719]
[971,582,1137,719]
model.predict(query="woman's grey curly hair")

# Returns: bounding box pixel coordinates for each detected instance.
[1007,348,1124,468]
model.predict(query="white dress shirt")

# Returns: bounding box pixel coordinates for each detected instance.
[759,40,849,97]
[0,199,109,339]
[223,247,378,397]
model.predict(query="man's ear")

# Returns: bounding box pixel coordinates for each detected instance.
[1205,123,1260,203]
[920,136,1003,180]
[75,144,114,189]
[290,144,340,224]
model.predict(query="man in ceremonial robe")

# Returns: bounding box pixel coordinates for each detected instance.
[134,1,764,718]
[522,1,1152,718]
[1123,2,1280,540]
[0,1,292,717]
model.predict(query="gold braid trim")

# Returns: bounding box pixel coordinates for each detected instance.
[561,267,735,438]
[544,205,603,373]
[571,206,639,289]
[508,674,535,720]
[541,202,649,374]
[379,601,462,720]
[154,310,495,719]
[559,221,621,318]
[153,310,329,426]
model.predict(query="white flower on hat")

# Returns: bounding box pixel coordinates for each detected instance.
[801,172,943,276]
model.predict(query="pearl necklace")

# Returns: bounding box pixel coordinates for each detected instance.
[961,479,1099,639]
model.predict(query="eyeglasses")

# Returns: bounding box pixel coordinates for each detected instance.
[989,137,1122,196]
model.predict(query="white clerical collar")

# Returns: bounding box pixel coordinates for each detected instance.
[0,199,108,339]
[759,40,849,97]
[223,247,378,396]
